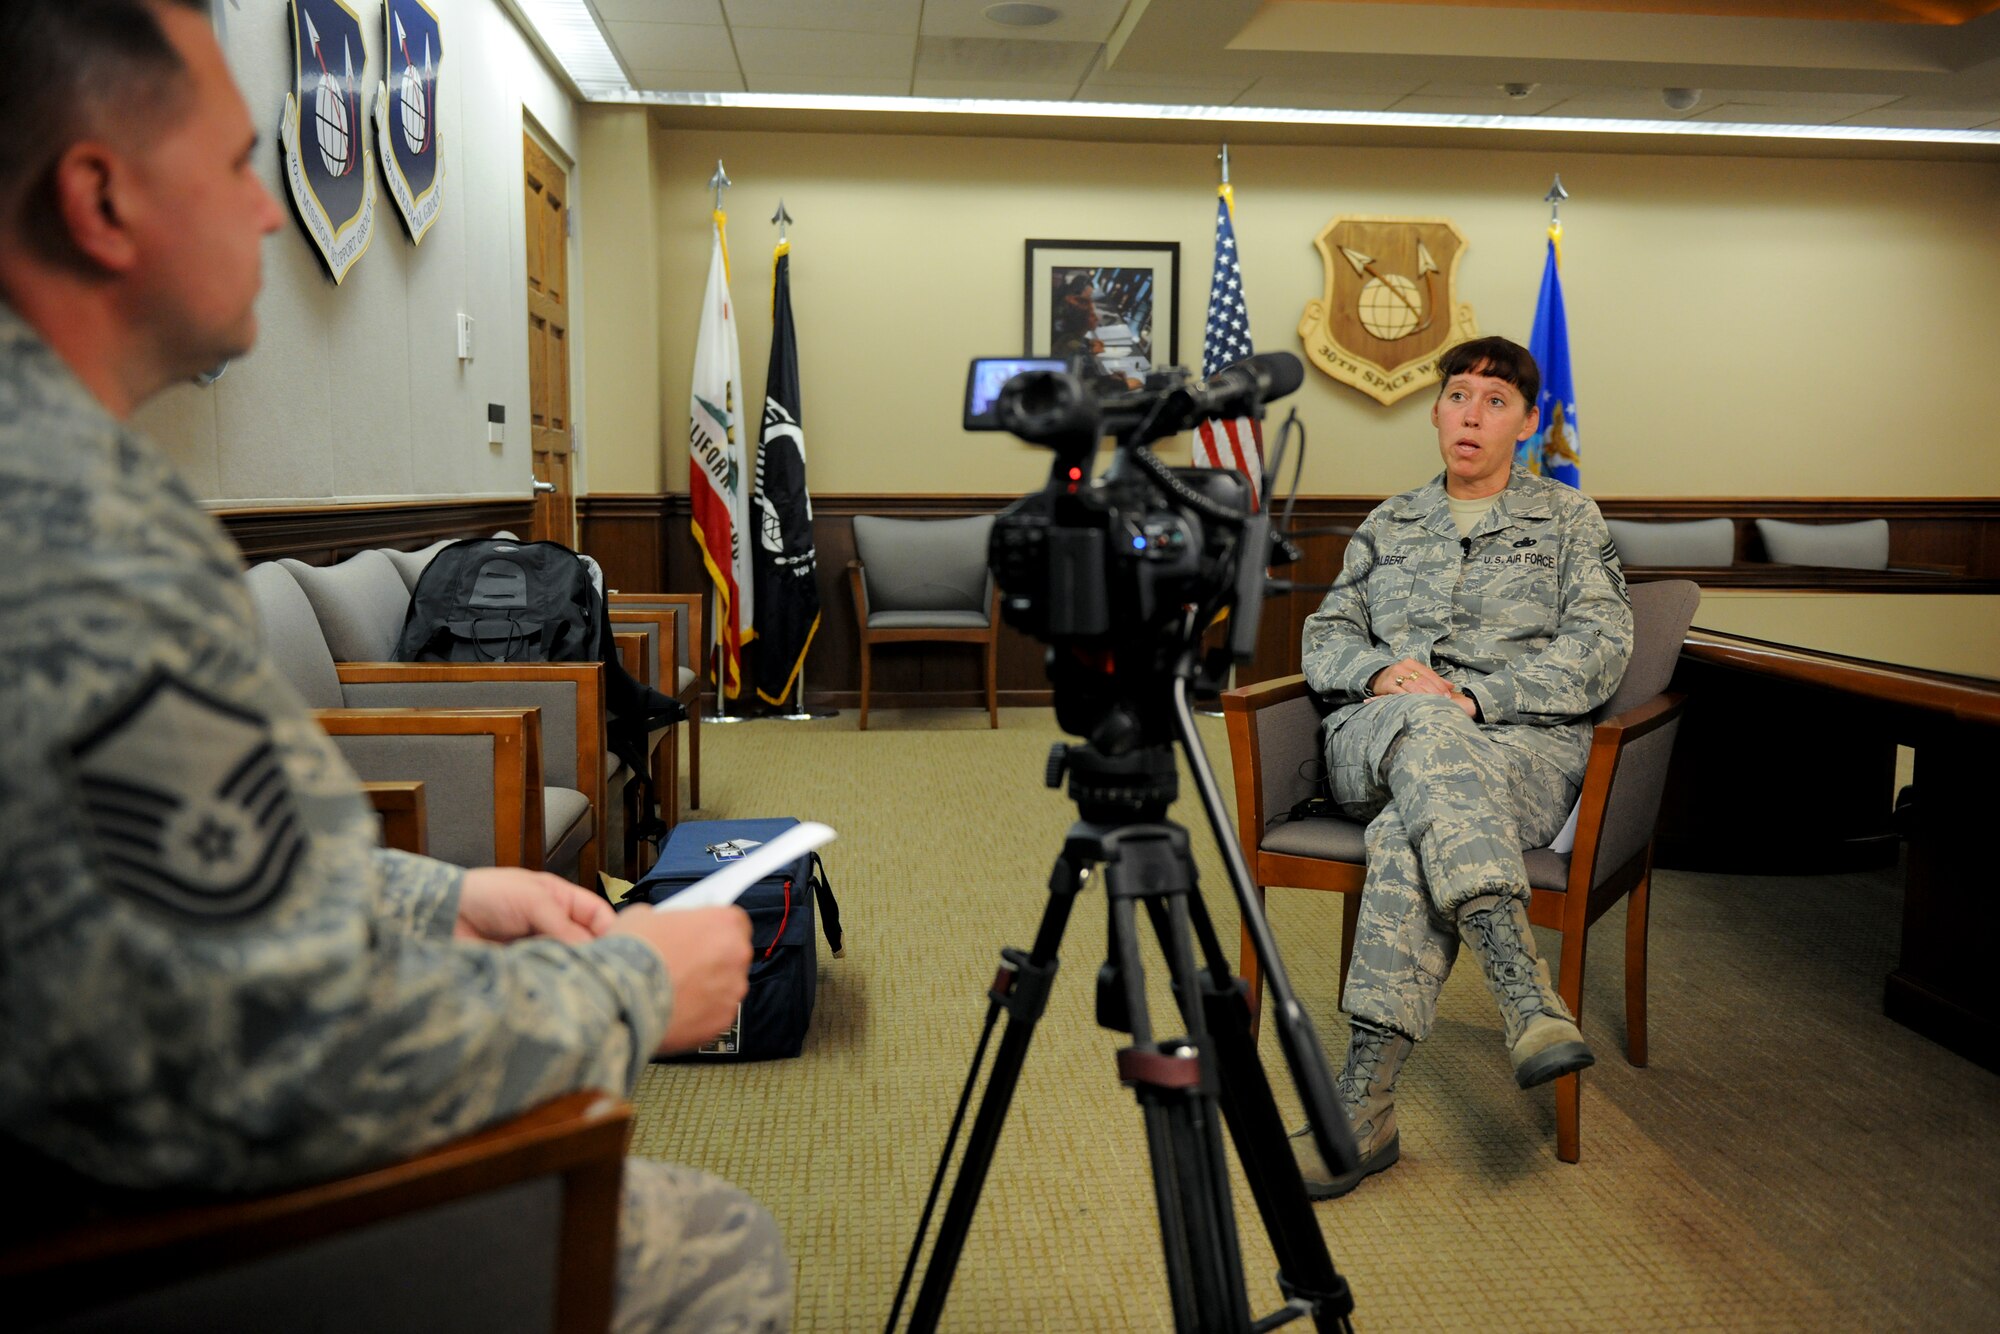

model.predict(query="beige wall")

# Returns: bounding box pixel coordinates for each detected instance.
[605,120,2000,501]
[137,0,578,507]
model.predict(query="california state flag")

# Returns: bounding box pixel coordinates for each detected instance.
[688,209,753,699]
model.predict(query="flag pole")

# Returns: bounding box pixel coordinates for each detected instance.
[767,197,821,723]
[704,160,748,724]
[1198,140,1237,719]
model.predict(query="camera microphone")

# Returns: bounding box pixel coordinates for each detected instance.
[1194,351,1305,418]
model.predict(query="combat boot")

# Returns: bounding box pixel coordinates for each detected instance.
[1290,1019,1411,1200]
[1458,894,1594,1089]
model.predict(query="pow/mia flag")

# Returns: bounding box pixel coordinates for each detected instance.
[751,242,821,708]
[67,674,305,920]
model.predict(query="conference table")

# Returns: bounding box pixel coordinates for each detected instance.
[1656,592,2000,1072]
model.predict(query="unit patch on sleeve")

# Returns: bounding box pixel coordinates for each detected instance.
[66,673,306,920]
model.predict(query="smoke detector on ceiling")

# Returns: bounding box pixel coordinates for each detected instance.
[1501,83,1537,100]
[984,2,1062,26]
[1662,87,1702,111]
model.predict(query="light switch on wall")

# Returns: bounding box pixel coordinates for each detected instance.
[487,402,504,446]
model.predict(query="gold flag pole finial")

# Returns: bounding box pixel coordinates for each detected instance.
[1218,143,1231,185]
[709,160,731,212]
[771,198,793,244]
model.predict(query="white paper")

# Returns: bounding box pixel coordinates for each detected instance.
[649,822,836,911]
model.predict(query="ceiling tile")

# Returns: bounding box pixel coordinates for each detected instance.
[1391,90,1569,116]
[733,26,917,77]
[915,36,1101,81]
[594,0,723,22]
[919,0,1130,43]
[1074,78,1259,105]
[1689,102,1846,123]
[722,0,922,34]
[632,67,747,93]
[1236,76,1419,111]
[747,73,915,94]
[605,21,740,69]
[908,77,1089,99]
[1837,108,1997,127]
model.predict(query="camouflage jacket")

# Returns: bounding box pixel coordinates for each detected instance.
[1300,468,1634,777]
[0,307,671,1193]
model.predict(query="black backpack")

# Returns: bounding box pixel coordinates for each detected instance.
[395,539,686,851]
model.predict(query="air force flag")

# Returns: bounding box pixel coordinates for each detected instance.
[1520,236,1581,487]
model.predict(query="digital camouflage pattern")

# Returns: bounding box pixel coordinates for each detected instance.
[0,306,788,1330]
[1300,469,1632,1039]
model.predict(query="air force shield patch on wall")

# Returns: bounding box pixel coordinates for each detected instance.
[67,674,306,921]
[281,0,377,283]
[375,0,445,244]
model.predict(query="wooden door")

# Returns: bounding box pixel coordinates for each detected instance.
[524,133,575,546]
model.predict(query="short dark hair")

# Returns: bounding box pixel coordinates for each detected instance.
[1437,335,1541,410]
[0,1,209,242]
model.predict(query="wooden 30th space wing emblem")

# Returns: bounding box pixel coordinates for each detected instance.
[1297,217,1479,405]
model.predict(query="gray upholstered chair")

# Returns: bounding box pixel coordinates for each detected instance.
[848,514,1000,730]
[1607,518,1736,568]
[2,1093,628,1333]
[1220,579,1702,1163]
[1753,517,1890,570]
[245,561,595,881]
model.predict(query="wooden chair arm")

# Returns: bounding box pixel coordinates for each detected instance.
[847,560,870,626]
[317,707,544,868]
[2,1093,632,1331]
[360,781,427,855]
[1220,672,1316,715]
[613,630,647,687]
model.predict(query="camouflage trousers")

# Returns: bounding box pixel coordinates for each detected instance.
[1323,695,1579,1042]
[616,1157,794,1333]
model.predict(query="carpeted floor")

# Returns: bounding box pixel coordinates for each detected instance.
[628,707,2000,1331]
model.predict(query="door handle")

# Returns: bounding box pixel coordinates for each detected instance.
[531,479,557,494]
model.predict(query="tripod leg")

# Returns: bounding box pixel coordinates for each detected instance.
[1181,887,1358,1332]
[1103,829,1255,1334]
[896,844,1085,1334]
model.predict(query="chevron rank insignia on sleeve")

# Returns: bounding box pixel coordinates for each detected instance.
[67,672,306,920]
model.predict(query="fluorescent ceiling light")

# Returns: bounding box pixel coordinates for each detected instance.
[619,90,2000,146]
[509,0,632,100]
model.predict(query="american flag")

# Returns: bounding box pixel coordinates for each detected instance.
[1194,184,1262,509]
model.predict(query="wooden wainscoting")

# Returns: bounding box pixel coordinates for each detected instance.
[217,497,536,566]
[573,491,2000,711]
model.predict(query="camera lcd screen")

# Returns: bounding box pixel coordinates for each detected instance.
[964,357,1065,431]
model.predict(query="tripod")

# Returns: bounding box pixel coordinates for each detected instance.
[887,674,1359,1333]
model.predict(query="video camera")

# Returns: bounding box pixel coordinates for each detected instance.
[964,352,1303,739]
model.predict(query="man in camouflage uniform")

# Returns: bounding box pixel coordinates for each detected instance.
[1290,335,1633,1199]
[0,4,791,1328]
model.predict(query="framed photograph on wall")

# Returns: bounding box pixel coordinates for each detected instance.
[1025,239,1180,384]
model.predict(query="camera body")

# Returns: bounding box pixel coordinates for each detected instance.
[966,354,1300,745]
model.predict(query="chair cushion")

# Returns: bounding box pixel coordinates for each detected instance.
[1606,518,1734,568]
[1753,518,1889,570]
[544,787,592,880]
[383,539,456,592]
[1264,814,1568,891]
[281,550,412,662]
[1524,847,1571,892]
[853,514,994,614]
[1261,816,1367,862]
[868,609,991,630]
[243,562,343,709]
